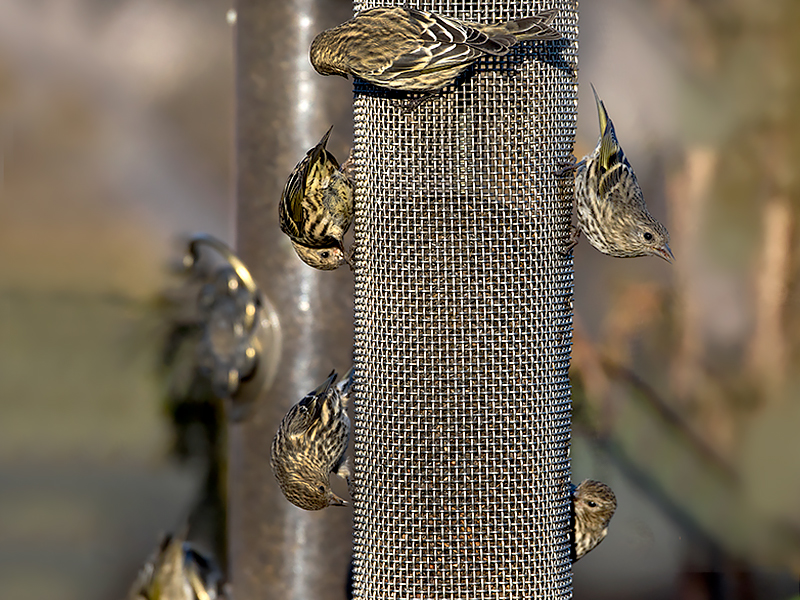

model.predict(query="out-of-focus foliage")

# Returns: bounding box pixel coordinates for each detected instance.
[572,0,800,575]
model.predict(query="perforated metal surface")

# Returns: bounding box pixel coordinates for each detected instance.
[351,1,577,597]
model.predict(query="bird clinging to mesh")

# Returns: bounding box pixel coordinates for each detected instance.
[561,85,673,262]
[310,7,562,94]
[571,479,617,562]
[279,126,354,271]
[271,368,353,510]
[127,530,228,600]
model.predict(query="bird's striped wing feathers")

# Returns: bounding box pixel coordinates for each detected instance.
[387,44,476,79]
[595,119,641,203]
[286,371,338,438]
[591,85,626,184]
[378,9,513,81]
[279,164,305,238]
[279,127,337,242]
[418,10,513,55]
[598,119,622,172]
[284,401,314,437]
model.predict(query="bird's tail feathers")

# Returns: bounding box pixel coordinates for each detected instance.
[591,84,623,170]
[336,367,354,406]
[312,370,338,396]
[306,370,338,419]
[317,126,333,150]
[502,9,562,41]
[308,125,335,168]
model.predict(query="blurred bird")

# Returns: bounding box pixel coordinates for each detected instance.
[128,531,227,600]
[279,127,354,270]
[271,368,354,510]
[562,85,673,262]
[310,7,562,93]
[571,479,617,562]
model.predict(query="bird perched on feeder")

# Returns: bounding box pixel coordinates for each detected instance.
[571,479,617,562]
[560,85,673,262]
[279,126,354,270]
[310,7,562,93]
[271,368,354,510]
[127,530,228,600]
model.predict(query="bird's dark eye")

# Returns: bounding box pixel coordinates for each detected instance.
[321,251,330,259]
[643,231,654,241]
[587,500,597,508]
[318,485,326,494]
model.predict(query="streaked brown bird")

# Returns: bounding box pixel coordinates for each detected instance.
[279,126,354,270]
[271,368,353,510]
[310,7,562,92]
[563,85,673,262]
[128,530,227,600]
[571,479,617,562]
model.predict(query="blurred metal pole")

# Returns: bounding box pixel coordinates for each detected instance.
[231,1,355,599]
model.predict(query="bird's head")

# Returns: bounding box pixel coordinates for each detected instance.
[629,213,673,262]
[284,478,349,511]
[573,479,617,529]
[291,242,348,270]
[309,31,349,79]
[607,209,673,262]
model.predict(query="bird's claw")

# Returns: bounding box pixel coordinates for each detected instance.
[341,149,355,179]
[392,90,440,113]
[556,155,582,177]
[558,226,581,257]
[344,241,358,270]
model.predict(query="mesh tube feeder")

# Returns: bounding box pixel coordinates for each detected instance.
[349,1,577,598]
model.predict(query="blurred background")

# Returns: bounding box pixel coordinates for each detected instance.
[1,0,799,599]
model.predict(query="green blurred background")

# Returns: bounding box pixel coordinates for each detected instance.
[1,0,799,599]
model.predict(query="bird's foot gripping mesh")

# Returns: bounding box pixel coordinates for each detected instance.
[350,1,578,597]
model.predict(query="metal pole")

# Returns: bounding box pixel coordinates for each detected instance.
[231,1,355,599]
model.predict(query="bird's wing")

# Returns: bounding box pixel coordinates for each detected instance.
[279,127,337,241]
[279,161,308,239]
[284,401,314,436]
[417,10,514,55]
[309,126,339,169]
[286,372,337,436]
[590,85,635,202]
[592,85,623,175]
[374,9,513,81]
[336,367,354,408]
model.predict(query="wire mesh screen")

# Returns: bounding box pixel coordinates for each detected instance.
[351,1,577,597]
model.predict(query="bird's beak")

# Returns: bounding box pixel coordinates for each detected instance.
[338,240,353,269]
[329,493,349,507]
[657,244,675,264]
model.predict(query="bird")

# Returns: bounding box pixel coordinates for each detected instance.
[279,126,354,270]
[127,530,228,600]
[571,479,617,562]
[561,85,673,262]
[271,368,354,510]
[309,7,562,93]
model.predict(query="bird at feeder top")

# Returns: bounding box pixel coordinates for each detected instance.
[309,7,562,93]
